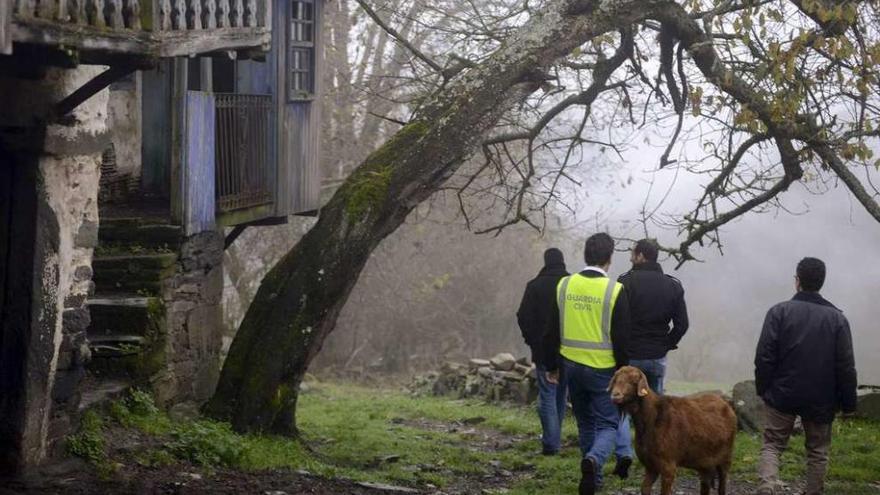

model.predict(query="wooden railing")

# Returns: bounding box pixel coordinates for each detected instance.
[215,93,274,213]
[10,0,271,57]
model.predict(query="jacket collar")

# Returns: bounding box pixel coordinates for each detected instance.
[632,261,663,273]
[538,264,567,277]
[792,291,838,310]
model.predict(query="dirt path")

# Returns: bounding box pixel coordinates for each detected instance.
[1,461,418,495]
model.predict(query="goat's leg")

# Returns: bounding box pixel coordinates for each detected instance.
[658,466,677,495]
[640,469,658,495]
[698,470,713,495]
[717,463,730,495]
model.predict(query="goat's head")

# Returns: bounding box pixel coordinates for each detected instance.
[609,366,650,405]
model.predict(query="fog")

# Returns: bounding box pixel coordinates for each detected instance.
[576,175,880,385]
[316,151,880,386]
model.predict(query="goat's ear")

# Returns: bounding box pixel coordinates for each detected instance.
[637,372,649,397]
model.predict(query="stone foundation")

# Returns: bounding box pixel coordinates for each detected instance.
[158,231,225,405]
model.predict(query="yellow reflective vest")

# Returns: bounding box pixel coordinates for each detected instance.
[557,273,622,369]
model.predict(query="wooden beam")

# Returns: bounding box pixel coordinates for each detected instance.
[223,215,290,250]
[51,65,137,121]
[224,224,247,249]
[11,21,270,58]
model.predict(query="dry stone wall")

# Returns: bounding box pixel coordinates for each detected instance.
[409,353,538,405]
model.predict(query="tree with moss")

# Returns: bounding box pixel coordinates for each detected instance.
[206,0,880,434]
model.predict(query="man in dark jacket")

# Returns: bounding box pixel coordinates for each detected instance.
[755,257,858,495]
[617,239,689,394]
[517,248,569,455]
[612,238,689,479]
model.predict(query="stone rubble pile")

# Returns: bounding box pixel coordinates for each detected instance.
[408,353,538,404]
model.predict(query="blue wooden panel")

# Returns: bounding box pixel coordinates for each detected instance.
[184,91,216,235]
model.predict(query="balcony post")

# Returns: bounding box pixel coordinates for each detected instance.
[107,0,124,28]
[229,0,242,27]
[124,0,141,29]
[201,0,216,29]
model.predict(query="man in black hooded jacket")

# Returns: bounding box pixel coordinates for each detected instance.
[755,257,858,495]
[517,248,569,455]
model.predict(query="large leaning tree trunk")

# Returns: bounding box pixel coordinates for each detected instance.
[206,0,651,434]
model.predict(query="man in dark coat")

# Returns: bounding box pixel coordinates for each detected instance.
[612,238,689,479]
[617,239,689,394]
[517,247,569,455]
[755,257,858,495]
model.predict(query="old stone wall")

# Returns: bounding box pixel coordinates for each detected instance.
[0,65,107,472]
[157,231,225,405]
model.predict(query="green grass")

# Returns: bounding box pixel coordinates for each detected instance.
[86,383,880,493]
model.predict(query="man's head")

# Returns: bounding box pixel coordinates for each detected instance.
[584,233,614,269]
[796,257,826,292]
[631,238,659,265]
[543,247,565,267]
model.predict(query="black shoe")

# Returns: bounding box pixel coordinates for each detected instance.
[541,448,559,456]
[613,456,632,479]
[579,457,597,495]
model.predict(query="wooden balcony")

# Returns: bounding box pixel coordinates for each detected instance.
[5,0,271,58]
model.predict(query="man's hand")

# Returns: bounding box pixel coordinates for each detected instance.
[546,370,559,385]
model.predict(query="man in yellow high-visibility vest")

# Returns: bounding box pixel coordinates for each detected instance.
[543,233,631,495]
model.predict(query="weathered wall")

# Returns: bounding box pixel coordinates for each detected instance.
[103,72,142,198]
[157,231,225,405]
[220,219,316,361]
[0,65,107,473]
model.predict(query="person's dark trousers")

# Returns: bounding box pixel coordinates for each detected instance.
[563,358,618,489]
[535,364,567,454]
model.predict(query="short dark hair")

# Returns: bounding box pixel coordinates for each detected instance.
[633,238,659,263]
[584,233,615,267]
[797,257,826,292]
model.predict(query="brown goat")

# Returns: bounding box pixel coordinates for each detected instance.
[609,366,737,495]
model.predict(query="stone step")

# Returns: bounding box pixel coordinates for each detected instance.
[91,253,177,294]
[87,296,161,338]
[87,331,163,382]
[78,378,131,412]
[98,218,182,250]
[88,334,147,358]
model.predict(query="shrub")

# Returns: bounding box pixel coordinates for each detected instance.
[168,420,247,467]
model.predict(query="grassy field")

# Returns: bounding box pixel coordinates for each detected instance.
[81,381,880,494]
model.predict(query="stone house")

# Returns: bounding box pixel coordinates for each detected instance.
[0,0,323,475]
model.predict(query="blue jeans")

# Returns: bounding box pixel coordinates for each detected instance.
[563,358,619,488]
[536,364,567,453]
[630,357,667,395]
[616,357,668,458]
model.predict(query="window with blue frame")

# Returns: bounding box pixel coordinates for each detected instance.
[288,0,315,100]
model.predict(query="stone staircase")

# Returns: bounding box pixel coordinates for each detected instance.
[85,218,182,388]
